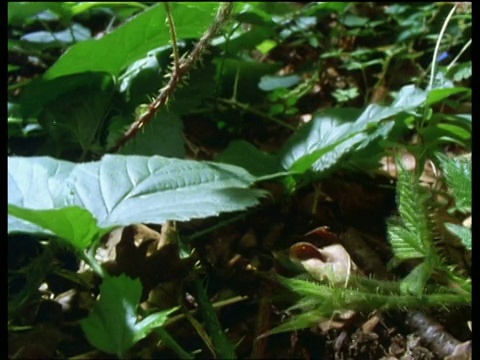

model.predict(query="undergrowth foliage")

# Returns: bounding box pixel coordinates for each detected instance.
[264,161,471,337]
[8,2,471,358]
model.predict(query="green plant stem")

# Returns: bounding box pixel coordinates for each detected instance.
[156,326,194,359]
[447,38,472,70]
[250,282,273,358]
[191,271,237,359]
[8,78,33,91]
[217,98,296,131]
[428,3,458,90]
[311,183,322,214]
[111,2,234,151]
[164,2,180,72]
[185,213,247,242]
[231,64,240,101]
[181,304,217,358]
[164,295,249,328]
[81,248,106,278]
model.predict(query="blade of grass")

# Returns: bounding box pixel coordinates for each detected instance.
[192,272,237,359]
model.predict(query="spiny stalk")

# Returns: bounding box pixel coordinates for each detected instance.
[109,3,234,153]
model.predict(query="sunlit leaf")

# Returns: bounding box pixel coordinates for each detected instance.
[8,205,104,251]
[8,155,265,234]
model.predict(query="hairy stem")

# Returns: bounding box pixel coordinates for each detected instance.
[109,3,234,152]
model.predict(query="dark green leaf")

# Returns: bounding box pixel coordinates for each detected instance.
[37,74,114,152]
[44,3,221,80]
[118,110,185,158]
[80,275,140,356]
[216,140,280,177]
[426,87,470,106]
[8,2,67,25]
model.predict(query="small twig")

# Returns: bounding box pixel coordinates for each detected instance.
[250,282,273,359]
[406,311,469,359]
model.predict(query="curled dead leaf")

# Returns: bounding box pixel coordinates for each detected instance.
[289,242,358,286]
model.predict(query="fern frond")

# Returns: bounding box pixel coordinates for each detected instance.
[388,168,438,264]
[437,153,471,213]
[264,275,470,336]
[388,224,425,260]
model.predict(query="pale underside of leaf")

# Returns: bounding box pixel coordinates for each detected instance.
[8,155,265,234]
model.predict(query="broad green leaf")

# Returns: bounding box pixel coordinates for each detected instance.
[118,110,185,158]
[341,14,369,27]
[8,155,265,232]
[8,156,75,210]
[426,87,470,106]
[44,3,221,80]
[421,123,471,149]
[20,72,114,123]
[68,2,148,16]
[280,108,363,174]
[301,2,350,15]
[118,46,169,101]
[234,6,276,27]
[280,85,427,175]
[81,274,174,356]
[36,73,114,152]
[8,205,104,251]
[8,2,67,25]
[216,140,280,177]
[354,85,426,128]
